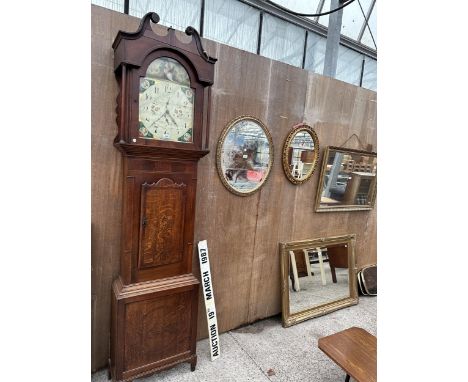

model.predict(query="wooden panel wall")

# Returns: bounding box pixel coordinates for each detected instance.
[91,5,377,371]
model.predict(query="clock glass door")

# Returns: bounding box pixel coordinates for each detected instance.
[139,57,194,143]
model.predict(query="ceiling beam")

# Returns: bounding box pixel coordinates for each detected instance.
[314,0,326,22]
[238,0,377,59]
[357,0,376,43]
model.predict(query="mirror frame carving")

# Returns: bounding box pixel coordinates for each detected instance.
[280,234,358,328]
[315,146,377,212]
[282,123,320,185]
[216,115,274,197]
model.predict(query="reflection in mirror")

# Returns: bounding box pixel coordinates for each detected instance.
[282,124,319,184]
[315,147,377,212]
[216,116,273,196]
[280,235,358,327]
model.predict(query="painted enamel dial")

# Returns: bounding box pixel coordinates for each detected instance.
[138,57,194,143]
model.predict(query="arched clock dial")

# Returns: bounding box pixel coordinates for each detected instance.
[139,57,194,143]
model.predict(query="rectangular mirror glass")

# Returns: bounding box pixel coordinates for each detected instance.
[280,235,358,327]
[315,147,377,212]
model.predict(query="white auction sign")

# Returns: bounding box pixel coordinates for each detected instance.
[197,240,220,361]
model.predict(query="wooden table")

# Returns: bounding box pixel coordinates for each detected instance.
[318,327,376,382]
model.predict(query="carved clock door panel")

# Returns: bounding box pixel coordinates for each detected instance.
[138,178,186,269]
[130,172,195,283]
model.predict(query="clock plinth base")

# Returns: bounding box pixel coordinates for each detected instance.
[110,275,199,382]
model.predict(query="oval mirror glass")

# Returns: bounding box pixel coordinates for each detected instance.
[282,124,319,184]
[217,116,273,196]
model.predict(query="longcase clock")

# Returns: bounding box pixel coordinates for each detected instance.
[109,12,216,382]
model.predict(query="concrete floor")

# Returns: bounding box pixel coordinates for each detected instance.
[92,297,376,382]
[289,268,349,313]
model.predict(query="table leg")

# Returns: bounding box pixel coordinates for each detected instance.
[330,264,337,283]
[345,374,350,382]
[303,249,313,282]
[317,248,327,286]
[289,251,300,292]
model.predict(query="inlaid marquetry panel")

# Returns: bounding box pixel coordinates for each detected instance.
[138,178,187,269]
[124,291,192,371]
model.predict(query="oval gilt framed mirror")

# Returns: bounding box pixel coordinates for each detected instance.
[216,116,274,196]
[282,124,319,184]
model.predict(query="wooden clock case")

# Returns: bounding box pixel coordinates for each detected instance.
[109,13,216,382]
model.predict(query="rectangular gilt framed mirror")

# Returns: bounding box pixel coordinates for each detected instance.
[315,147,377,212]
[280,234,358,327]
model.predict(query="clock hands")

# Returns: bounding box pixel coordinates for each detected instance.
[166,109,179,127]
[152,97,171,123]
[153,108,178,128]
[141,83,192,141]
[158,97,178,124]
[163,113,171,126]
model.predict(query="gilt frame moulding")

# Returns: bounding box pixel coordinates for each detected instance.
[280,234,358,328]
[314,146,377,212]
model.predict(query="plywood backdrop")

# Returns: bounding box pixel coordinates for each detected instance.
[91,5,377,371]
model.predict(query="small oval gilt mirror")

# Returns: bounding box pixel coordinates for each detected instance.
[282,124,319,184]
[216,116,274,196]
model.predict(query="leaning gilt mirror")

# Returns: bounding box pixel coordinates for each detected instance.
[282,124,319,184]
[280,234,358,327]
[315,147,377,212]
[216,116,273,196]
